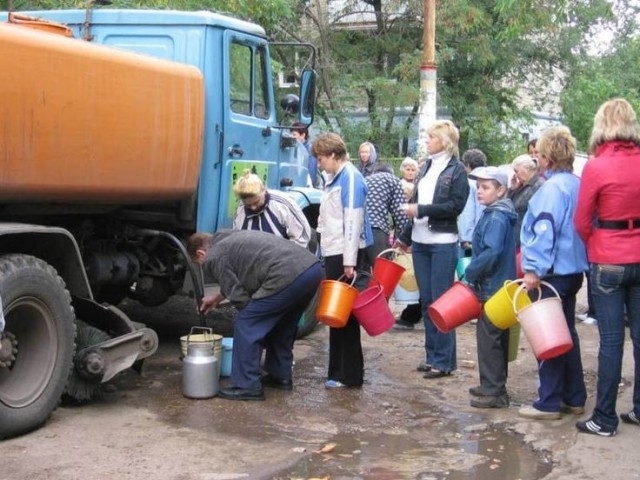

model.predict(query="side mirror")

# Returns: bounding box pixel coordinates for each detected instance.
[298,69,316,126]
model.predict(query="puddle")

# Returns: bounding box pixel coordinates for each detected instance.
[273,427,551,479]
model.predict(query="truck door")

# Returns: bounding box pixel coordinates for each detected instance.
[215,31,279,230]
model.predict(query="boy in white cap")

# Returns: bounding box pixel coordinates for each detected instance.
[463,166,518,408]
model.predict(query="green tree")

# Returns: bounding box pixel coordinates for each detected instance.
[286,0,616,163]
[561,2,640,150]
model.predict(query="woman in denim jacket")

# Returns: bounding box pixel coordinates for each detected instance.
[397,120,469,378]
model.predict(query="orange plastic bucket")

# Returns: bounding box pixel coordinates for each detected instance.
[428,281,482,333]
[316,274,359,328]
[353,277,395,336]
[369,248,406,298]
[514,281,573,360]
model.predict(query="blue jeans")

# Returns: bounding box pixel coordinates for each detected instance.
[231,263,323,390]
[412,241,458,372]
[590,262,640,430]
[533,274,586,412]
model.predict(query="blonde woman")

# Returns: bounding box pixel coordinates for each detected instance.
[232,169,311,249]
[574,98,640,436]
[396,120,469,378]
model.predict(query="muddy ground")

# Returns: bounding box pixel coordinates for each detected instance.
[1,286,638,480]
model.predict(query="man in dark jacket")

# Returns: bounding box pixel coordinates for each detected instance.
[187,230,322,401]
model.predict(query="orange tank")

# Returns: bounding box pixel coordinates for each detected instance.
[0,21,204,204]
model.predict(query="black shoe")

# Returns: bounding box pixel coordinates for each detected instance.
[423,369,451,379]
[392,320,415,331]
[262,374,293,391]
[576,418,616,437]
[416,362,432,372]
[218,386,265,401]
[620,411,640,425]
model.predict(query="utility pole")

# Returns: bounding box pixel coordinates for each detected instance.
[418,0,436,156]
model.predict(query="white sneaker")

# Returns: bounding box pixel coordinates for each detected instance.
[576,313,587,321]
[518,405,561,420]
[583,316,598,325]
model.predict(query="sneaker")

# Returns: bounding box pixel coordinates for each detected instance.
[470,393,509,409]
[583,316,598,325]
[392,320,415,331]
[324,379,348,389]
[560,402,585,415]
[575,313,587,322]
[518,405,561,420]
[620,411,640,425]
[576,418,617,436]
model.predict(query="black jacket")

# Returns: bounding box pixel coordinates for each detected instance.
[398,156,469,244]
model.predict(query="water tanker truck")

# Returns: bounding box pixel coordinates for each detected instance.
[0,8,320,439]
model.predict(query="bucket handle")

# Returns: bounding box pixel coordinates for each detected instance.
[336,272,358,287]
[377,248,403,259]
[187,326,213,347]
[512,280,559,316]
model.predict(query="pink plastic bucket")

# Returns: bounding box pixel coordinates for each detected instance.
[428,281,482,333]
[514,281,573,360]
[353,277,395,336]
[369,248,406,299]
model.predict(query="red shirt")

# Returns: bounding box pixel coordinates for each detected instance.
[574,141,640,264]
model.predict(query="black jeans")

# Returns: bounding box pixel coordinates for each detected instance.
[325,250,370,386]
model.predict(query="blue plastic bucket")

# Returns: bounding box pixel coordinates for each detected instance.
[392,284,420,304]
[220,337,233,377]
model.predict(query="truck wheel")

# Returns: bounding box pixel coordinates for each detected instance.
[0,254,76,440]
[296,290,320,339]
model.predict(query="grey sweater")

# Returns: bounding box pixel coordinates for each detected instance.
[202,230,320,309]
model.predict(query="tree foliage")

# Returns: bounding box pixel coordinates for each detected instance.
[560,2,640,150]
[291,0,616,163]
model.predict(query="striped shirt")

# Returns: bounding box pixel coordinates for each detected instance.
[232,190,312,248]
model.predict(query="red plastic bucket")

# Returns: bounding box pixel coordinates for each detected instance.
[428,281,482,333]
[369,248,406,298]
[316,274,359,328]
[353,279,395,336]
[514,281,573,360]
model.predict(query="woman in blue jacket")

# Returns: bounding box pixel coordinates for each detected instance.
[397,120,469,378]
[518,126,588,420]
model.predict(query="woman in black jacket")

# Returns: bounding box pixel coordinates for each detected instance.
[397,120,469,378]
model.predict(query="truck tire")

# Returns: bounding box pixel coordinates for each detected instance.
[0,254,76,440]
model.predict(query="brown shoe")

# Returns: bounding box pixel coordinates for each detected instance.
[560,402,585,415]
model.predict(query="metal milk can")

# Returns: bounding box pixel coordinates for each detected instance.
[182,337,219,399]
